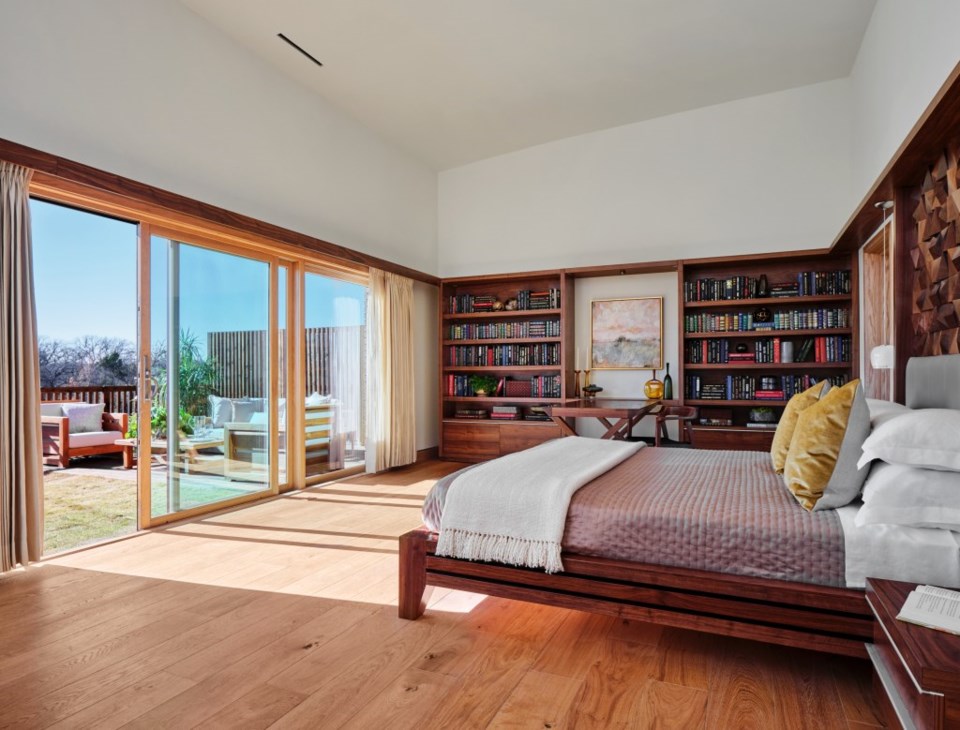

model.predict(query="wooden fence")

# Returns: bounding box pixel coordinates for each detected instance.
[207,326,366,404]
[40,385,138,414]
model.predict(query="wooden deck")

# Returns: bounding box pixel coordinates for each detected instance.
[0,460,884,728]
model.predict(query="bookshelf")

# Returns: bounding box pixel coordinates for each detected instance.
[678,251,859,451]
[439,270,574,462]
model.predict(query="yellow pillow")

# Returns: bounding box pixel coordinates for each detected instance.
[782,379,870,511]
[770,380,830,473]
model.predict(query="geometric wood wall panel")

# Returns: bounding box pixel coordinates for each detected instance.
[911,140,960,356]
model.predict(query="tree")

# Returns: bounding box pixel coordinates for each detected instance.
[37,335,137,387]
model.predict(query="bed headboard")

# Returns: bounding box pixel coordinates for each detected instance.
[905,354,960,409]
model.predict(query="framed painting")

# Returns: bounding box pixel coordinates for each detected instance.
[590,296,663,369]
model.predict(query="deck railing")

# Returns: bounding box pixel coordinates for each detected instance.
[40,385,138,414]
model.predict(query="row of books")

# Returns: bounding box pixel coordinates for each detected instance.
[447,343,560,367]
[445,374,562,398]
[452,406,554,422]
[520,289,561,310]
[684,335,851,364]
[446,288,561,314]
[684,270,852,302]
[686,373,848,401]
[684,307,850,334]
[447,320,560,341]
[797,335,851,363]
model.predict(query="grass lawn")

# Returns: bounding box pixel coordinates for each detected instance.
[43,471,257,555]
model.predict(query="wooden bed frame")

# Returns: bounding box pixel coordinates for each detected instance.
[399,527,873,658]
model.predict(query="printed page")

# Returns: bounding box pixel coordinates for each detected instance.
[897,585,960,635]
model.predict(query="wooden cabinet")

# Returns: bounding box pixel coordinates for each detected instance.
[690,426,774,452]
[678,251,859,443]
[866,578,960,729]
[439,271,573,462]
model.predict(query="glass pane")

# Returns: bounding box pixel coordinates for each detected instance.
[149,236,272,517]
[31,199,139,554]
[304,273,367,478]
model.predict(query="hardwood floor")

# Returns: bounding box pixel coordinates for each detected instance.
[0,460,884,729]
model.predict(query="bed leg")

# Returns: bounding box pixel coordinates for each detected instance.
[399,529,432,619]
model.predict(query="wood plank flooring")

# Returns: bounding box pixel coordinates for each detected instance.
[0,460,884,729]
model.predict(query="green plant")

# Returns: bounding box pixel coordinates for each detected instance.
[153,330,219,416]
[469,374,499,396]
[126,404,194,440]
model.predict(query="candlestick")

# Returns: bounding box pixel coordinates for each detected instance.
[573,369,581,397]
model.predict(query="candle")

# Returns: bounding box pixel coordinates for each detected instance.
[575,347,581,371]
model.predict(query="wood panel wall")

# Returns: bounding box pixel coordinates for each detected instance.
[908,140,960,356]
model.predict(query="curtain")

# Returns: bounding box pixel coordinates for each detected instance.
[0,161,43,571]
[331,297,362,452]
[366,269,416,472]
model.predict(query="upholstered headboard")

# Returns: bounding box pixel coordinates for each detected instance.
[905,354,960,409]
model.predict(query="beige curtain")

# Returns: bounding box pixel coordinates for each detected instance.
[0,161,43,571]
[366,269,416,472]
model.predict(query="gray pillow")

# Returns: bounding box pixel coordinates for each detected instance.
[61,402,105,434]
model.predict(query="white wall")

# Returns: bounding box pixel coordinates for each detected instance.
[438,79,855,277]
[573,273,679,439]
[0,0,441,449]
[0,0,438,274]
[850,0,960,202]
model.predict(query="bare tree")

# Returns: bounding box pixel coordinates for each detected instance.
[38,335,137,387]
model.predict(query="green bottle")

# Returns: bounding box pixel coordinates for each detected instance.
[663,362,673,400]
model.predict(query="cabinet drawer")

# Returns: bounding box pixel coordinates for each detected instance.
[443,422,500,461]
[692,427,774,452]
[499,424,561,455]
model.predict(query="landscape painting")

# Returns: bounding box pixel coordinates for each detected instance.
[591,297,663,369]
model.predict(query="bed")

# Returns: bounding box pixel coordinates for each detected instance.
[399,355,960,658]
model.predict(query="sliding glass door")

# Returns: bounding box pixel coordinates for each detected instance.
[141,232,279,524]
[303,269,367,480]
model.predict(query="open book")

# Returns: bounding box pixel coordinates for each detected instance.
[897,585,960,635]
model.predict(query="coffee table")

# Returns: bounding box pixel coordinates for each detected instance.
[114,435,225,470]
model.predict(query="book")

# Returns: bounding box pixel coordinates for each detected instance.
[745,423,778,430]
[897,585,960,636]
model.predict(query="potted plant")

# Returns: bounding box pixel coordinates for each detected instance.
[469,374,499,397]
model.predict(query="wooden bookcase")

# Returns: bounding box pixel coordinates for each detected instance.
[678,250,859,451]
[439,271,574,462]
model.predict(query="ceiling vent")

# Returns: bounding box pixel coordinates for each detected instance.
[277,33,323,68]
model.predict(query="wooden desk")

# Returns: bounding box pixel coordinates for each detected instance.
[548,398,662,440]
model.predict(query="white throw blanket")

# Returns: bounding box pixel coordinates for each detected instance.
[435,437,644,573]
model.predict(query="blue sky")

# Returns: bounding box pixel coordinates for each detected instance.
[31,199,366,349]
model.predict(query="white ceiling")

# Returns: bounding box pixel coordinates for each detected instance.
[181,0,876,170]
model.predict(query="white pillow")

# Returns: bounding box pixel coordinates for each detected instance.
[856,462,960,532]
[858,409,960,472]
[208,395,232,427]
[231,400,257,423]
[249,411,268,425]
[865,398,911,430]
[60,402,105,434]
[305,392,330,407]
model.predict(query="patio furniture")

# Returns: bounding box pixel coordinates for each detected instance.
[41,401,129,467]
[114,434,225,471]
[222,401,343,480]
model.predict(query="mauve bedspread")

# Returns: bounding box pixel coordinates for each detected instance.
[423,447,846,587]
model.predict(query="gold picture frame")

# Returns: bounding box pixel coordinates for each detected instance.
[590,296,663,370]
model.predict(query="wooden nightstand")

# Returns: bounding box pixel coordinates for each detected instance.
[865,578,960,729]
